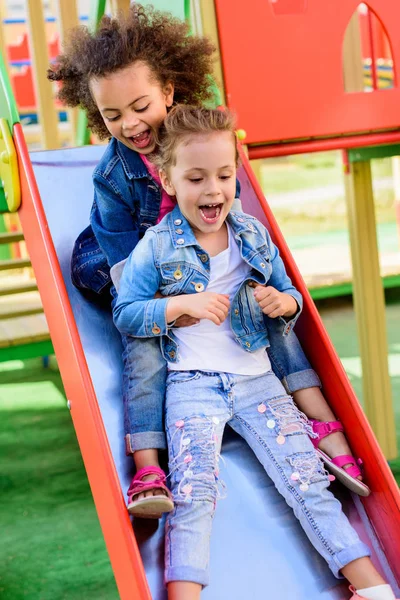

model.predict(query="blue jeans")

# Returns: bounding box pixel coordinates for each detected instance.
[266,316,321,393]
[122,321,321,453]
[164,370,370,586]
[122,335,167,453]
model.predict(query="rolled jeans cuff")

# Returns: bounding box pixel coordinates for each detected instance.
[125,432,167,455]
[329,542,371,579]
[165,566,209,587]
[282,368,321,394]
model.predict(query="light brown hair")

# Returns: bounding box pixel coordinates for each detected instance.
[154,105,239,174]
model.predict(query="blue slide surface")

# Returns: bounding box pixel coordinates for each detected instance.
[31,145,399,600]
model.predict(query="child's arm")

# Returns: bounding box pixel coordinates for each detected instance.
[253,228,302,321]
[113,233,230,337]
[91,174,141,286]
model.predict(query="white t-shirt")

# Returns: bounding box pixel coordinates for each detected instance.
[168,225,271,375]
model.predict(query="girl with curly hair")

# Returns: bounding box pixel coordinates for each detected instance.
[48,3,369,521]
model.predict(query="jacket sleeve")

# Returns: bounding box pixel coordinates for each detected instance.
[113,232,169,338]
[90,172,140,273]
[264,228,303,331]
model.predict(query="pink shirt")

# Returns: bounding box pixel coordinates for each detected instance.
[140,155,176,224]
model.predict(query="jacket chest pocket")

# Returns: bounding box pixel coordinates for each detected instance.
[253,244,272,280]
[160,262,208,296]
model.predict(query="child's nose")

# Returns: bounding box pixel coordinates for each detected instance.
[206,179,221,196]
[122,114,140,133]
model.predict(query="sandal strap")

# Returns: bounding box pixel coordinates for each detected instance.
[309,419,344,447]
[331,455,363,479]
[127,466,171,503]
[133,465,166,484]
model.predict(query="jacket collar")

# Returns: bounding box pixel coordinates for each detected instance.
[115,139,150,180]
[166,206,256,249]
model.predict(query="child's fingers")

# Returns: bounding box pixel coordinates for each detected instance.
[217,294,231,308]
[205,310,223,325]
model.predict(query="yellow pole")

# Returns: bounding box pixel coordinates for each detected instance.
[344,158,397,458]
[110,0,131,15]
[341,8,396,458]
[26,0,59,149]
[198,0,226,104]
[52,0,79,143]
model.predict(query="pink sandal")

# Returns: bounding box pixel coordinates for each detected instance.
[127,466,174,519]
[309,419,370,497]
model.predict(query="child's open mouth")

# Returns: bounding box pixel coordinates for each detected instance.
[130,129,151,149]
[199,203,223,224]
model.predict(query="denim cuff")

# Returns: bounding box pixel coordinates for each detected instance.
[329,541,371,578]
[125,432,167,455]
[282,369,321,394]
[165,566,209,587]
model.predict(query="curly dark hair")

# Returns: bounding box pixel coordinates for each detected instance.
[47,4,216,139]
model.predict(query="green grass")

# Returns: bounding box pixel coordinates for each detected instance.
[260,152,393,193]
[258,152,397,236]
[0,359,118,600]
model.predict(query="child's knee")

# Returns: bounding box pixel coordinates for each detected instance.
[168,415,224,504]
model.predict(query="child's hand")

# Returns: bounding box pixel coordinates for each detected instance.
[185,292,230,325]
[174,314,200,327]
[253,285,297,318]
[167,293,230,326]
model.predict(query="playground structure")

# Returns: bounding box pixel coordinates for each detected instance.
[1,0,400,598]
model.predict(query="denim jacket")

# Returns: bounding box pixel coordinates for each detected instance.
[113,205,302,363]
[71,138,241,298]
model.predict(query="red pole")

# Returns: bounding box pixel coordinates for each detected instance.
[248,130,400,159]
[367,7,378,90]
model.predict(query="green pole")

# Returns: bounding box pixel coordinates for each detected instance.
[75,0,107,146]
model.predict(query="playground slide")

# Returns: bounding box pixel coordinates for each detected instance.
[15,136,400,599]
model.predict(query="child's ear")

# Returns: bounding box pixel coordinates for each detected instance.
[159,169,176,196]
[163,82,174,108]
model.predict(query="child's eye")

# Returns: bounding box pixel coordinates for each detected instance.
[106,115,120,122]
[135,104,150,113]
[219,175,232,180]
[189,178,203,183]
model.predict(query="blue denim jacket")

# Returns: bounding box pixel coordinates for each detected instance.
[71,138,241,297]
[113,206,302,363]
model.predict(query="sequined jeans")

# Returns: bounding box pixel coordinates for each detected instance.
[164,370,370,587]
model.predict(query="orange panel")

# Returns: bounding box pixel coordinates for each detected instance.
[215,0,400,144]
[14,124,151,600]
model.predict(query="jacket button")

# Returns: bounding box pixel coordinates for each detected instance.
[234,309,239,315]
[177,238,185,245]
[174,219,182,225]
[200,254,208,263]
[175,228,183,234]
[237,217,245,223]
[152,325,161,334]
[169,350,176,359]
[260,262,266,268]
[245,342,251,348]
[174,269,183,280]
[195,283,204,292]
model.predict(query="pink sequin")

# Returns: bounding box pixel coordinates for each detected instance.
[175,420,184,428]
[182,484,193,495]
[328,474,336,482]
[257,404,267,414]
[184,454,193,463]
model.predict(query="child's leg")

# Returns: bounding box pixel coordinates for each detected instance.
[229,371,371,579]
[168,582,202,600]
[266,316,364,483]
[164,370,229,592]
[121,335,171,512]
